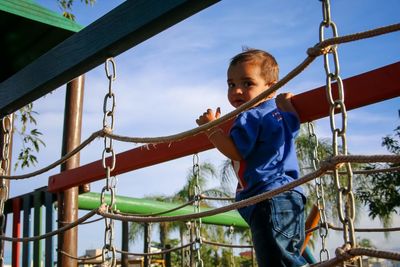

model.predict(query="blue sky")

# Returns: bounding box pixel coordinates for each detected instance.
[5,0,400,262]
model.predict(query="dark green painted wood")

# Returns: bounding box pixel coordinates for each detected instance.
[0,0,220,116]
[0,0,82,83]
[44,192,55,267]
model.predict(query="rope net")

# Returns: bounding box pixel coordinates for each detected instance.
[0,1,399,266]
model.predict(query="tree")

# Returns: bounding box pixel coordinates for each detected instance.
[172,161,236,266]
[295,124,369,227]
[356,126,400,227]
[10,0,97,170]
[57,0,96,21]
[357,237,376,249]
[13,104,45,170]
[127,161,235,266]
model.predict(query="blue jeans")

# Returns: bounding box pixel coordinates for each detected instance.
[249,191,308,267]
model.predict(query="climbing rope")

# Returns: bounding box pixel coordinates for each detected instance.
[0,23,397,185]
[0,10,397,267]
[114,199,197,217]
[0,129,103,180]
[97,154,400,223]
[306,223,400,235]
[59,248,103,262]
[0,208,98,242]
[117,241,194,257]
[202,239,253,249]
[101,23,400,145]
[200,194,235,202]
[311,245,400,267]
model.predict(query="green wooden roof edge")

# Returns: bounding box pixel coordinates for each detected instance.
[0,0,83,32]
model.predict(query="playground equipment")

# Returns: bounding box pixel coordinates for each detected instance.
[0,0,399,266]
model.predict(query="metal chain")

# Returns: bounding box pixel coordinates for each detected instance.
[146,222,152,266]
[184,221,192,267]
[101,58,118,267]
[192,154,204,267]
[319,1,358,266]
[0,114,12,265]
[308,122,330,261]
[229,225,236,267]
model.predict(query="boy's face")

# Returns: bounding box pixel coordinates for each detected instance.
[227,61,271,108]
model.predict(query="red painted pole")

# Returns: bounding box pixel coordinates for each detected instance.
[48,62,400,193]
[12,198,21,267]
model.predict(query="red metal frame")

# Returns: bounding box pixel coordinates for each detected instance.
[48,62,400,192]
[12,198,21,267]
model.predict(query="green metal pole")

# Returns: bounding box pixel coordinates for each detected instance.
[78,192,247,228]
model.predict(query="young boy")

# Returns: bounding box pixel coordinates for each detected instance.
[196,49,308,267]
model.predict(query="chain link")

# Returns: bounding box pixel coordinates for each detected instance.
[308,122,330,261]
[101,58,118,267]
[0,114,12,265]
[229,225,236,267]
[146,222,152,266]
[192,154,204,267]
[184,221,192,267]
[319,1,358,266]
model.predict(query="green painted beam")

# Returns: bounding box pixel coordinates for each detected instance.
[78,192,248,228]
[0,0,83,32]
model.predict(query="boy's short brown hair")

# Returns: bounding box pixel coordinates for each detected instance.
[229,49,279,84]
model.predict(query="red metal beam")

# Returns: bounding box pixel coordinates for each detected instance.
[48,62,400,192]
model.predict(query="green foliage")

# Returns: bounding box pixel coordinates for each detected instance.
[356,126,400,225]
[357,237,376,249]
[128,222,145,245]
[14,103,45,170]
[127,161,253,266]
[57,0,96,21]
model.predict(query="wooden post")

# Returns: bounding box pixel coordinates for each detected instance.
[57,75,84,266]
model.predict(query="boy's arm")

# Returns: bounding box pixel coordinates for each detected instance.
[276,92,299,119]
[196,108,242,161]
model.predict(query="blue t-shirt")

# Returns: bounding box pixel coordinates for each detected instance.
[230,99,304,223]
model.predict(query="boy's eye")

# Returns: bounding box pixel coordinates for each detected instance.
[244,81,253,87]
[228,82,235,88]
